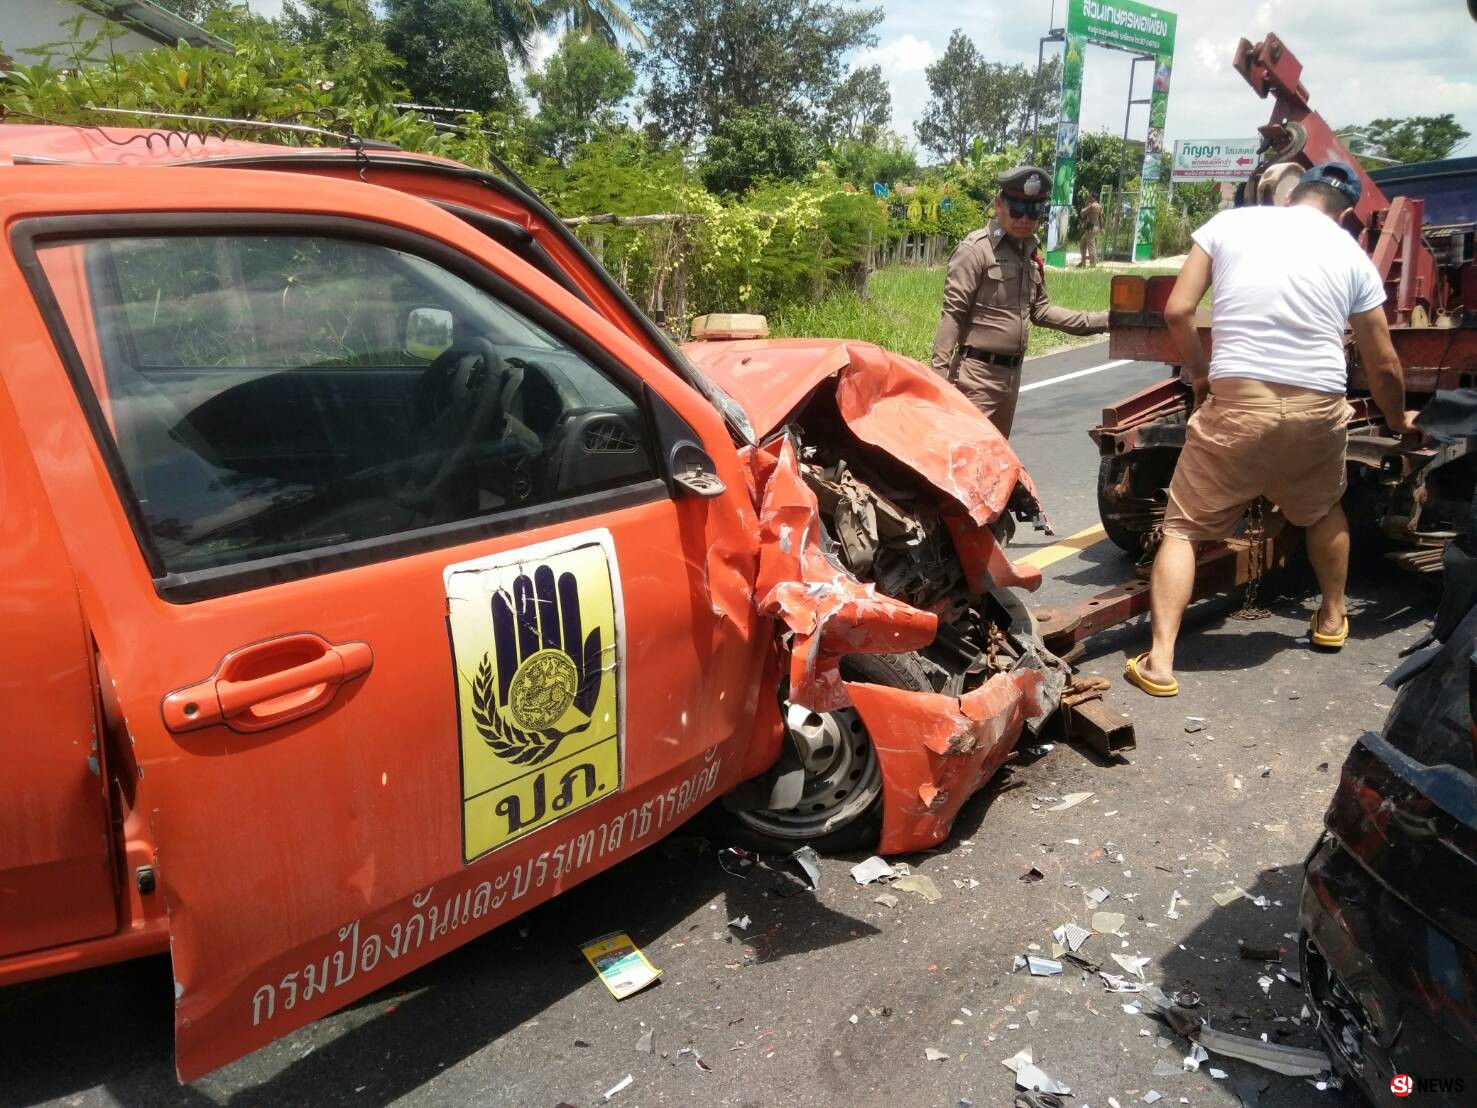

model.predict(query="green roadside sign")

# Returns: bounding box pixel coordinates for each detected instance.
[1047,0,1177,265]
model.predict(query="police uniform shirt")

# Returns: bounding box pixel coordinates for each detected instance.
[930,220,1108,373]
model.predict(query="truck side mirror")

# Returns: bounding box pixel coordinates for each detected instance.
[405,307,454,360]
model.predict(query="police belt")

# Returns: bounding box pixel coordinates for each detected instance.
[960,347,1025,370]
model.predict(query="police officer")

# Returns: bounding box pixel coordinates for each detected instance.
[931,165,1109,437]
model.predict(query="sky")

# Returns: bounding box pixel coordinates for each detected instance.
[241,0,1477,158]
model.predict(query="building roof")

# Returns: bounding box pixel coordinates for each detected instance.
[83,0,232,52]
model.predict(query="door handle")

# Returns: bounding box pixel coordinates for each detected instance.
[163,633,373,734]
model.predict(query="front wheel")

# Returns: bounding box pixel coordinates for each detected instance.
[730,651,932,853]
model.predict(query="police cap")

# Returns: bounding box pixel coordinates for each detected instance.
[998,165,1051,202]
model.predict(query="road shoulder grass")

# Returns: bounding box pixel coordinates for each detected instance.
[771,263,1183,361]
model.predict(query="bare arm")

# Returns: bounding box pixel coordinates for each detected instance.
[1165,244,1212,403]
[1349,306,1418,434]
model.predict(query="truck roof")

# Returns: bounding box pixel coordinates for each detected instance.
[0,122,453,170]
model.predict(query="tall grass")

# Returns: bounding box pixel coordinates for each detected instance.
[771,264,1183,360]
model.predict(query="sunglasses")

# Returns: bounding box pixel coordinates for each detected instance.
[1005,200,1048,220]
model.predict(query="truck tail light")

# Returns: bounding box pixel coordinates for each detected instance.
[1145,275,1177,313]
[1111,275,1146,313]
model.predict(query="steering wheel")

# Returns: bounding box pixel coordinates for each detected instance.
[393,337,522,506]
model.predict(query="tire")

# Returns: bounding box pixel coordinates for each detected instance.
[1098,455,1150,554]
[729,651,932,854]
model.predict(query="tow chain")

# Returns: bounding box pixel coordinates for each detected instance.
[1230,498,1272,621]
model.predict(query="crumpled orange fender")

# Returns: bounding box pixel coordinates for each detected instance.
[749,436,938,711]
[846,668,1044,854]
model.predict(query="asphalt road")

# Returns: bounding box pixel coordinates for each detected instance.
[5,341,1434,1108]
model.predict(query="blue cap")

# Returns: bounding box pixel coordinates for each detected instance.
[1300,162,1362,209]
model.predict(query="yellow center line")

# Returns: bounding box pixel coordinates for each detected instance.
[1015,523,1108,569]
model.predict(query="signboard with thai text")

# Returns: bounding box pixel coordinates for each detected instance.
[1172,139,1260,182]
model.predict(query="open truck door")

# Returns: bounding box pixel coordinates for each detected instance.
[2,166,767,1079]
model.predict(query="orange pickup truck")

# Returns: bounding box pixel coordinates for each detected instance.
[0,122,1064,1079]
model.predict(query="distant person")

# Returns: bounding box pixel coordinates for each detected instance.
[1125,162,1418,699]
[1079,193,1103,267]
[931,165,1109,438]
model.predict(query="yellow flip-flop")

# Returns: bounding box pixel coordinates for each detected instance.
[1310,613,1349,650]
[1124,651,1179,697]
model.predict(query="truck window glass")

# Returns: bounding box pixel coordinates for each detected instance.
[35,234,656,578]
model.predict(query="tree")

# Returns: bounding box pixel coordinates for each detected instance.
[829,133,918,189]
[631,0,882,142]
[526,32,635,164]
[382,0,538,111]
[274,0,406,107]
[545,0,648,48]
[149,0,241,22]
[1016,54,1061,150]
[915,30,981,163]
[1338,114,1470,165]
[824,64,890,145]
[699,107,817,194]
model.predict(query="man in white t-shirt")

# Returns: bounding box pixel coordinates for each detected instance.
[1125,162,1417,698]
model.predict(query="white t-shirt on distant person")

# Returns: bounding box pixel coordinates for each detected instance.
[1190,205,1386,394]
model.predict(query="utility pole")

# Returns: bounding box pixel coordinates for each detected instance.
[1112,53,1154,259]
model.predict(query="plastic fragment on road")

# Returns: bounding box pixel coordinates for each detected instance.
[1183,1043,1209,1071]
[718,847,757,878]
[1099,972,1143,992]
[851,856,896,885]
[602,1074,633,1101]
[1166,891,1182,920]
[894,874,943,902]
[1048,791,1093,812]
[1152,1060,1180,1077]
[1195,1025,1332,1077]
[1143,1092,1162,1104]
[635,1027,654,1053]
[849,1014,859,1025]
[1209,1067,1227,1079]
[1052,923,1092,951]
[1092,911,1126,934]
[1027,956,1064,976]
[1020,867,1046,883]
[728,915,751,931]
[1110,953,1150,980]
[1212,887,1247,907]
[953,877,981,890]
[1087,886,1111,904]
[874,892,900,908]
[1257,975,1273,995]
[789,845,822,889]
[925,1047,950,1061]
[580,932,662,1000]
[1016,1061,1071,1095]
[1002,1045,1035,1074]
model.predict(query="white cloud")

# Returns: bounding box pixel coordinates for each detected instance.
[855,33,938,76]
[862,0,1477,160]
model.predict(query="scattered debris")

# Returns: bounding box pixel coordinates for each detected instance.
[1020,867,1046,884]
[717,847,756,878]
[1232,777,1243,791]
[1142,1092,1163,1104]
[790,845,822,889]
[953,877,981,890]
[1048,792,1094,812]
[1184,722,1203,734]
[1087,886,1111,905]
[850,856,895,885]
[874,892,901,909]
[894,874,942,902]
[1196,1025,1332,1077]
[1027,1010,1040,1027]
[1092,911,1126,934]
[1110,953,1150,980]
[1212,887,1247,907]
[1052,923,1092,952]
[1209,1067,1228,1079]
[1027,956,1064,976]
[602,1074,634,1101]
[580,932,661,1000]
[1099,972,1143,992]
[1152,1060,1180,1077]
[727,915,751,931]
[1017,1061,1071,1096]
[1257,975,1274,996]
[1166,890,1182,920]
[1184,1043,1209,1071]
[848,1014,859,1025]
[924,1047,949,1062]
[634,1028,654,1054]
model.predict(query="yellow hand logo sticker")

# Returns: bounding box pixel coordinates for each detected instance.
[446,533,623,862]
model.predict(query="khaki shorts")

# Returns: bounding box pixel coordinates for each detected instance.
[1162,378,1352,542]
